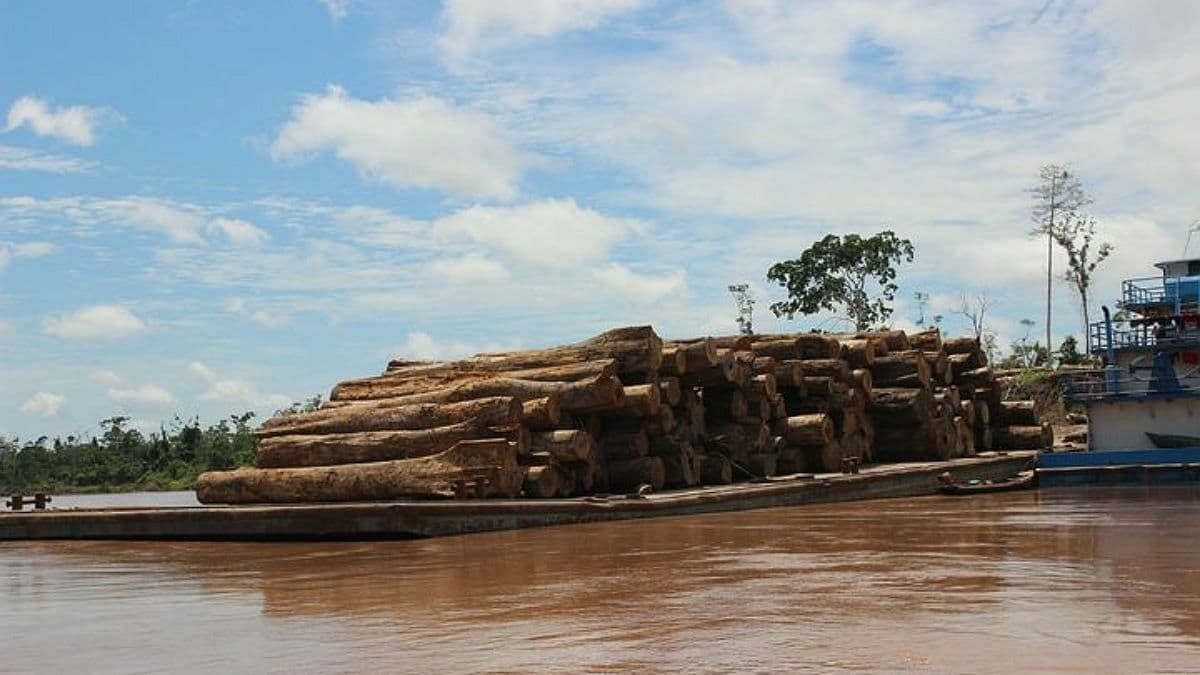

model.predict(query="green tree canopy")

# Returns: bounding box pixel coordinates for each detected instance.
[766,231,914,331]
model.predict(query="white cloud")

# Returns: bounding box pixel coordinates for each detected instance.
[42,305,147,340]
[225,297,290,327]
[388,331,477,361]
[317,0,351,21]
[108,384,175,409]
[594,263,686,302]
[0,195,215,246]
[440,0,648,61]
[0,145,94,173]
[5,96,116,146]
[189,361,291,409]
[91,370,123,386]
[20,391,65,417]
[0,240,55,271]
[208,217,269,247]
[429,252,509,283]
[433,199,641,268]
[270,85,531,200]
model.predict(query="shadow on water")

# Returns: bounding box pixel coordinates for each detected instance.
[2,485,1199,673]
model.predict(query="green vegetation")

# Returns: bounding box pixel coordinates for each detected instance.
[767,231,915,330]
[0,398,321,494]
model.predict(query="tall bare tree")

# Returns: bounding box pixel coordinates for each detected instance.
[728,283,755,336]
[1054,214,1113,351]
[956,291,999,362]
[1030,164,1091,365]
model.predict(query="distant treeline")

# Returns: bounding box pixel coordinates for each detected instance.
[0,398,320,494]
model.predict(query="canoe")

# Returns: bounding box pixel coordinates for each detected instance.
[937,470,1036,495]
[1146,432,1200,449]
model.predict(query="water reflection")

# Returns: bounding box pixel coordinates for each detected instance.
[2,486,1198,673]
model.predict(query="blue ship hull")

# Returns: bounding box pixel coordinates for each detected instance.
[1037,447,1200,487]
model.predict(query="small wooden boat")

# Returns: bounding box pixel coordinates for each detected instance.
[937,470,1036,495]
[1146,432,1200,449]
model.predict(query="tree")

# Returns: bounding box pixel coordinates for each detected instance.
[1054,214,1112,351]
[767,231,915,331]
[1058,335,1086,366]
[956,291,999,363]
[1030,164,1092,365]
[728,283,755,335]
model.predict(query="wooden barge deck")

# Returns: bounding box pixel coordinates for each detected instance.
[0,452,1034,541]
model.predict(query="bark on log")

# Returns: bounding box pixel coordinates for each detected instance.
[752,373,778,399]
[775,448,807,474]
[530,430,596,463]
[870,352,931,388]
[975,426,994,451]
[996,401,1038,426]
[429,326,663,375]
[924,351,951,386]
[869,387,934,426]
[600,428,650,460]
[523,465,566,498]
[974,401,991,428]
[580,383,660,417]
[662,451,699,488]
[874,424,948,461]
[354,359,620,400]
[956,367,996,391]
[994,424,1053,450]
[840,339,877,368]
[259,397,523,439]
[522,397,561,431]
[700,454,733,484]
[739,453,777,479]
[328,373,623,412]
[681,351,740,388]
[562,461,596,494]
[704,389,748,424]
[778,413,835,447]
[800,376,834,397]
[796,359,852,382]
[198,439,521,503]
[658,377,682,407]
[666,337,720,371]
[257,420,506,468]
[955,416,976,456]
[910,328,943,352]
[851,368,874,397]
[608,456,665,492]
[658,346,689,377]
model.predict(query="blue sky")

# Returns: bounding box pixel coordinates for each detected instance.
[2,0,1199,439]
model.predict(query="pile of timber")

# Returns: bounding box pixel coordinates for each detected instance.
[195,326,1048,504]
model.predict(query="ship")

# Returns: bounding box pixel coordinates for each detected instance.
[1042,255,1200,484]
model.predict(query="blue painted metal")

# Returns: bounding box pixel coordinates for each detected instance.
[1038,447,1200,469]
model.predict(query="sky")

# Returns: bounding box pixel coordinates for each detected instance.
[2,0,1199,440]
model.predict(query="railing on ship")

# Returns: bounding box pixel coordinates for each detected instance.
[1087,320,1200,354]
[1061,368,1200,403]
[1122,275,1200,312]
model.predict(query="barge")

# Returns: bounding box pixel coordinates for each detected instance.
[0,452,1032,541]
[1045,255,1200,485]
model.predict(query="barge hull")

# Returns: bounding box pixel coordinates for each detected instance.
[0,453,1033,541]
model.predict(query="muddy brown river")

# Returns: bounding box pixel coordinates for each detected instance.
[2,486,1199,673]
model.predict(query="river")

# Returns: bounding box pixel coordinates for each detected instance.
[2,486,1198,673]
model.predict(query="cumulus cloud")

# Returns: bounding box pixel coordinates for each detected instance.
[433,198,642,268]
[42,305,147,340]
[0,145,94,173]
[207,217,269,247]
[108,384,175,409]
[20,391,65,417]
[225,298,290,327]
[594,264,686,302]
[429,252,509,283]
[189,361,291,409]
[270,86,531,200]
[317,0,351,21]
[0,240,55,271]
[5,96,117,146]
[388,331,477,361]
[440,0,648,61]
[91,370,123,386]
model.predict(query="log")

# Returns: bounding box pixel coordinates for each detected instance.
[752,373,778,399]
[349,359,620,400]
[706,422,766,461]
[851,330,910,352]
[974,401,991,427]
[699,453,733,484]
[522,397,561,431]
[608,456,665,492]
[840,339,877,368]
[599,428,649,460]
[909,328,943,352]
[530,430,596,463]
[800,376,834,397]
[197,439,522,503]
[644,404,677,435]
[523,464,566,498]
[996,401,1038,426]
[751,356,778,376]
[943,336,980,355]
[975,426,994,451]
[704,389,748,423]
[851,368,873,397]
[658,346,688,377]
[562,460,596,494]
[924,350,951,385]
[666,337,719,371]
[994,424,1053,450]
[258,396,523,438]
[775,447,807,474]
[681,351,740,388]
[874,424,948,461]
[795,359,851,382]
[955,416,975,456]
[328,373,624,411]
[257,420,502,468]
[869,387,933,426]
[778,413,835,446]
[658,377,682,407]
[956,367,996,390]
[870,352,931,388]
[400,326,663,375]
[710,335,754,351]
[799,440,843,473]
[580,383,659,416]
[739,453,776,479]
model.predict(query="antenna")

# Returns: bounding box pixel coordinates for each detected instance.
[1185,219,1200,257]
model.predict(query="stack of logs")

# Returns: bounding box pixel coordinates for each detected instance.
[195,326,1051,504]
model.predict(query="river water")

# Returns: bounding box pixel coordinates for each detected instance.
[2,486,1199,673]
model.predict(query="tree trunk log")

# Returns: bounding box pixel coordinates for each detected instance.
[530,430,596,463]
[608,456,665,492]
[198,439,521,503]
[328,373,624,411]
[994,424,1053,450]
[910,328,943,352]
[599,429,649,460]
[699,453,733,484]
[393,326,663,375]
[778,413,835,446]
[870,352,931,388]
[796,359,852,382]
[257,420,506,468]
[523,465,566,498]
[259,396,522,438]
[840,339,877,368]
[658,377,682,407]
[868,387,933,426]
[996,401,1038,426]
[658,346,688,376]
[522,397,561,431]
